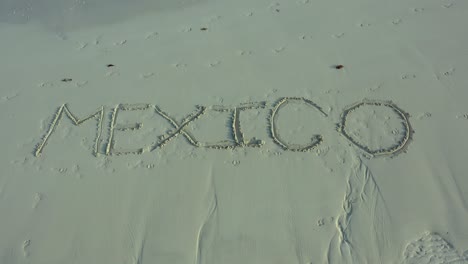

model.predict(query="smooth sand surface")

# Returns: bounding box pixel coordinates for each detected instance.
[1,0,468,263]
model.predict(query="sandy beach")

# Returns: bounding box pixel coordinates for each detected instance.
[1,0,468,263]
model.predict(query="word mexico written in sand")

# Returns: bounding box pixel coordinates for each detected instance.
[34,98,414,158]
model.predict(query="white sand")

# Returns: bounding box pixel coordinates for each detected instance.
[1,0,468,263]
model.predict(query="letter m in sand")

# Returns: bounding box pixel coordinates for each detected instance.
[34,104,104,157]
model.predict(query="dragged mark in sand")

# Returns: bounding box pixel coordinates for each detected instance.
[328,157,392,263]
[34,98,413,159]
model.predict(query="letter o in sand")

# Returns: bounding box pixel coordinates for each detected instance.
[337,99,414,158]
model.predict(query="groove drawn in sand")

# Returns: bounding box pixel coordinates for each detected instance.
[151,105,206,150]
[211,101,266,149]
[337,99,413,157]
[34,98,413,158]
[106,104,150,156]
[105,105,119,155]
[269,97,327,152]
[34,104,104,157]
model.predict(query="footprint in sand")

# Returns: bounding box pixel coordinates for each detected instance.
[32,193,43,209]
[402,232,467,264]
[22,240,30,258]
